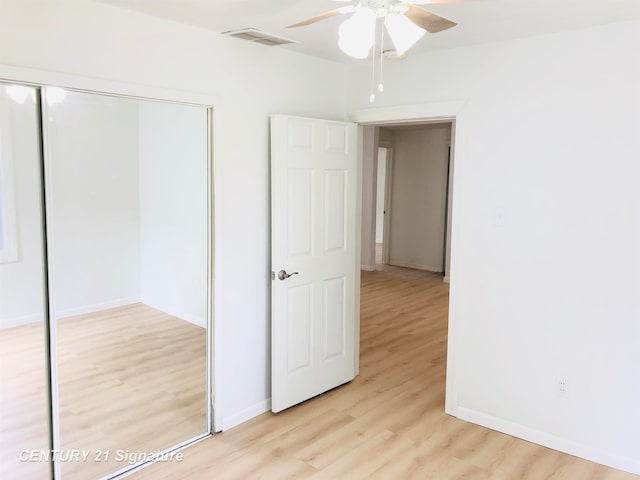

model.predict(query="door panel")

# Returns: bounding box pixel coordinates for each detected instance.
[324,170,347,252]
[322,276,345,360]
[287,283,312,373]
[287,169,312,256]
[271,115,358,413]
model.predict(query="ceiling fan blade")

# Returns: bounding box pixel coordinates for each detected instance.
[286,8,346,28]
[398,4,457,33]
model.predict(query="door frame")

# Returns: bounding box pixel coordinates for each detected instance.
[373,145,393,267]
[351,100,464,417]
[0,64,221,471]
[380,146,393,266]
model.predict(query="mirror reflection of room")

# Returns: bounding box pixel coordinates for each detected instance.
[0,84,211,480]
[0,83,50,480]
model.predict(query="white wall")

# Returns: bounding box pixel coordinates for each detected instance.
[0,0,349,429]
[386,127,449,272]
[139,101,208,328]
[45,90,140,316]
[0,89,46,329]
[350,21,640,474]
[375,148,386,244]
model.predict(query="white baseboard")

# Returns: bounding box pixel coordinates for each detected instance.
[0,313,43,330]
[360,264,376,272]
[0,297,208,330]
[443,276,450,283]
[456,406,640,476]
[222,398,271,431]
[150,308,205,328]
[141,297,206,328]
[0,297,141,330]
[389,260,443,273]
[57,296,141,319]
[181,316,206,328]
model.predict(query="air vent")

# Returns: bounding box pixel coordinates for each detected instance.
[221,28,296,46]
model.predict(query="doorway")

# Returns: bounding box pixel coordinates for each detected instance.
[356,118,455,471]
[370,122,453,278]
[355,108,460,416]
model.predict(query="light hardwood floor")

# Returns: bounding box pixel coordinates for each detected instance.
[0,304,207,480]
[131,266,639,480]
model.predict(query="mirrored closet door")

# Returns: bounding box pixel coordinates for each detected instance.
[0,82,212,480]
[0,83,51,480]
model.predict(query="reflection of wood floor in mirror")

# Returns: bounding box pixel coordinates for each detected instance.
[132,266,636,480]
[0,303,207,480]
[0,321,50,480]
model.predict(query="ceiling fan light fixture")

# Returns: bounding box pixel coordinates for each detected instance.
[338,8,377,59]
[384,13,426,56]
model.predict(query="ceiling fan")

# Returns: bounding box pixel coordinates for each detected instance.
[287,0,464,59]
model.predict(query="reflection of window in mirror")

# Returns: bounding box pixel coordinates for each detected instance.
[0,105,18,264]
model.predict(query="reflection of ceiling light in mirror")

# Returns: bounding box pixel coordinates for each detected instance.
[338,8,376,59]
[46,87,67,106]
[6,85,35,104]
[384,13,426,57]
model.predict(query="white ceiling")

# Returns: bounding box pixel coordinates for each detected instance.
[96,0,640,63]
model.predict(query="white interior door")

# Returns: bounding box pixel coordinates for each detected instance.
[271,114,359,413]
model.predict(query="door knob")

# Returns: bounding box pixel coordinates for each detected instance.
[278,270,299,280]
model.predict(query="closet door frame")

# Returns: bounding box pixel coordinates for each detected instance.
[1,66,219,479]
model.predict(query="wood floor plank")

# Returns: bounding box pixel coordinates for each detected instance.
[306,430,409,480]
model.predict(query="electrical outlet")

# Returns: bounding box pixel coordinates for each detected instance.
[558,379,568,397]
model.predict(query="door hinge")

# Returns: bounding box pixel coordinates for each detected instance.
[271,271,275,280]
